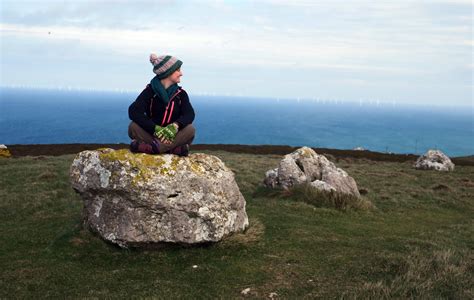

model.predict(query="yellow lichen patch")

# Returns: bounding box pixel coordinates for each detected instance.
[96,149,222,185]
[0,149,12,158]
[190,160,205,175]
[98,149,180,185]
[139,153,166,168]
[187,154,226,175]
[156,156,180,176]
[99,149,134,162]
[170,156,181,171]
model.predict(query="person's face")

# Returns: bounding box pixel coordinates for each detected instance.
[169,68,182,84]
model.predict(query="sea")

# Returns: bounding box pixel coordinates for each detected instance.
[1,87,473,157]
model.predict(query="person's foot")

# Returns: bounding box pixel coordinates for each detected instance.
[130,139,140,153]
[130,139,160,154]
[168,144,189,157]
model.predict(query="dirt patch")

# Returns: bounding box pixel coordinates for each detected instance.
[220,218,265,246]
[70,237,87,246]
[460,178,474,187]
[432,184,451,191]
[38,170,57,180]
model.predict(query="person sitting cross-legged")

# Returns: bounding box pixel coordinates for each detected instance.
[128,53,195,156]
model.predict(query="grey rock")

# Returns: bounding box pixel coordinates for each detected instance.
[276,154,307,188]
[264,147,360,197]
[414,149,455,171]
[322,166,360,196]
[70,148,249,248]
[263,168,279,188]
[310,180,336,192]
[241,288,251,295]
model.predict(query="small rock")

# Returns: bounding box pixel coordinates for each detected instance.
[269,292,278,299]
[263,168,279,188]
[0,145,11,158]
[310,180,336,192]
[414,149,454,171]
[241,288,251,295]
[263,147,360,197]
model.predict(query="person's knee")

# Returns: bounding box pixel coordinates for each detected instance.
[128,121,137,139]
[128,122,142,138]
[183,124,196,136]
[129,121,140,131]
[179,124,195,145]
[129,121,153,143]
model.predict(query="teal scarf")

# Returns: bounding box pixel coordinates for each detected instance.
[150,76,179,104]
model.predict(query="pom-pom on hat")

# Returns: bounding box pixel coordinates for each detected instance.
[149,53,183,79]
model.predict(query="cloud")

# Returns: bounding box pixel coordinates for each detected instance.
[0,22,431,76]
[1,0,471,104]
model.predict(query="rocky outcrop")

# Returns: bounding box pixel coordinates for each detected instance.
[70,148,249,248]
[414,149,455,171]
[264,147,360,197]
[0,144,11,158]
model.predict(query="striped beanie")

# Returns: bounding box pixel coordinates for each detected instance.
[149,53,183,79]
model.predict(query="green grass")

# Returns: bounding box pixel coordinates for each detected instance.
[0,151,473,298]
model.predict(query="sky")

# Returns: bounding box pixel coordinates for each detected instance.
[0,0,472,106]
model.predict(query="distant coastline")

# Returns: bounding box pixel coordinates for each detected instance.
[5,143,474,166]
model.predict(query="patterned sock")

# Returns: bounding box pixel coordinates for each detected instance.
[130,139,160,154]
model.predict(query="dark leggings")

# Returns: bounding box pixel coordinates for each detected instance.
[128,122,195,154]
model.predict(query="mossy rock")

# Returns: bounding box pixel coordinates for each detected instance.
[69,148,249,247]
[0,149,12,158]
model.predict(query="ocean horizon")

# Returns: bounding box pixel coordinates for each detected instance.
[0,87,473,157]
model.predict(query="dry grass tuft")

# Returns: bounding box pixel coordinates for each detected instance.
[355,248,474,299]
[460,178,474,187]
[288,184,375,211]
[32,156,47,160]
[37,170,57,180]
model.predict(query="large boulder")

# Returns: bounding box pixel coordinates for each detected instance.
[264,147,360,197]
[70,148,249,248]
[414,149,455,171]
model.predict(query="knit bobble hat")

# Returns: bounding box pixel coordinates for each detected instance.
[149,53,183,79]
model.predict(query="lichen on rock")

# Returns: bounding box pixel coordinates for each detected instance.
[70,148,249,248]
[0,144,11,158]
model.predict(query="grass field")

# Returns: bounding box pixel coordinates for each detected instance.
[0,150,473,298]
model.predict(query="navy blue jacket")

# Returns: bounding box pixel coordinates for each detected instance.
[128,84,195,135]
